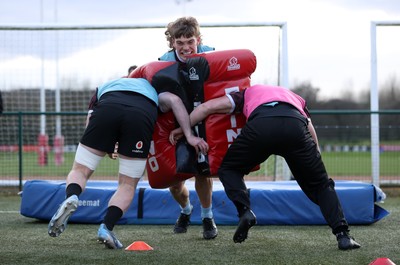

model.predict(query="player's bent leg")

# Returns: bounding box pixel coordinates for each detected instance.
[109,171,141,213]
[195,176,218,239]
[169,182,192,234]
[98,157,144,249]
[49,145,104,238]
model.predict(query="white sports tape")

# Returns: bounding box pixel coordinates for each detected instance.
[74,144,103,170]
[119,158,146,179]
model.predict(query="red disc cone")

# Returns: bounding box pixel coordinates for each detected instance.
[369,257,396,265]
[125,241,154,251]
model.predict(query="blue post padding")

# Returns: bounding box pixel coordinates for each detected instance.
[20,180,389,225]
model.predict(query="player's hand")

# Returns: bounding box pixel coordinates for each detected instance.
[169,128,184,145]
[108,142,119,160]
[186,135,209,154]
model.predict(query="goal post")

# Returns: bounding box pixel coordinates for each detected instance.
[370,21,400,187]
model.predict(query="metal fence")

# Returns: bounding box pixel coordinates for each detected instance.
[1,110,399,191]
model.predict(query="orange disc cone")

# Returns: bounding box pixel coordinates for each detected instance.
[369,258,396,265]
[125,241,154,251]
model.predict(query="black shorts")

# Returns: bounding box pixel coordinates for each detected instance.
[80,91,158,158]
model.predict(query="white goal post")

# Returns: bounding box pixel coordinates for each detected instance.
[370,21,400,186]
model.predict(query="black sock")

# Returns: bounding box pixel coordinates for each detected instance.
[234,201,250,217]
[103,206,123,231]
[333,225,349,235]
[66,183,82,198]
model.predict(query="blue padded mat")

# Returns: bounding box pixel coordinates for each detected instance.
[20,180,389,225]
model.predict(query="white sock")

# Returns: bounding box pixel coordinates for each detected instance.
[201,206,213,219]
[181,201,192,215]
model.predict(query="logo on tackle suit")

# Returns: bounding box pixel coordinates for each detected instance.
[227,56,240,71]
[132,141,144,154]
[188,67,199,81]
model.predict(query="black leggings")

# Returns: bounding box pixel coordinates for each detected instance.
[218,113,348,233]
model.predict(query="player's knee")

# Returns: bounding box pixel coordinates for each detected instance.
[169,182,185,194]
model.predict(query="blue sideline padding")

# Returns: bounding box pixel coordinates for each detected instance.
[20,180,389,225]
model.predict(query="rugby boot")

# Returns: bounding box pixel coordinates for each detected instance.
[202,217,218,240]
[173,212,191,233]
[233,209,257,243]
[97,223,123,249]
[48,195,78,237]
[336,231,361,250]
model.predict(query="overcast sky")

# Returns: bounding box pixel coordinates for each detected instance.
[0,0,399,99]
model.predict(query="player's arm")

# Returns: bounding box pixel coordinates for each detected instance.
[169,94,233,144]
[190,95,233,124]
[158,92,209,154]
